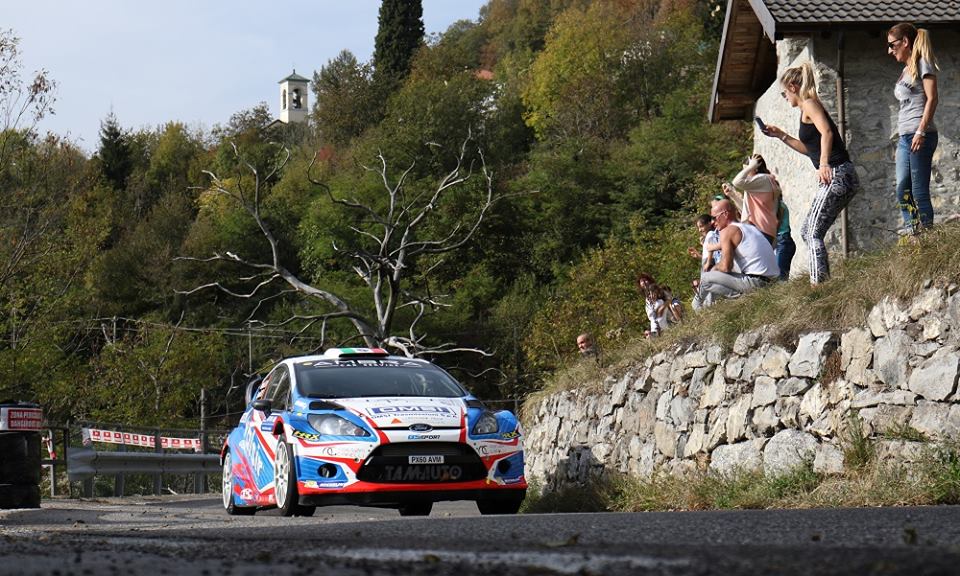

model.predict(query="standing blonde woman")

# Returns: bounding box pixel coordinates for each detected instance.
[762,63,859,284]
[888,23,939,235]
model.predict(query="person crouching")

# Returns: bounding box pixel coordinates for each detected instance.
[695,198,780,308]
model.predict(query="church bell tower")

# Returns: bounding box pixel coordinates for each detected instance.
[279,70,309,124]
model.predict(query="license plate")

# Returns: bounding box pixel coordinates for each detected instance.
[408,455,444,464]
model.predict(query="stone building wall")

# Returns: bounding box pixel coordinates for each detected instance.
[524,285,960,490]
[750,30,960,278]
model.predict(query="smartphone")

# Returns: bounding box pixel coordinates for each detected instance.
[754,116,768,133]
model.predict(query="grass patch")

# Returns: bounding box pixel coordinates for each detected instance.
[528,442,960,513]
[840,411,875,471]
[534,221,960,398]
[882,422,929,442]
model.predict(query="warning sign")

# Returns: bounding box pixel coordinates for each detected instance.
[82,428,202,451]
[0,407,43,431]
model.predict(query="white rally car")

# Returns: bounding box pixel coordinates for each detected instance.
[221,348,526,516]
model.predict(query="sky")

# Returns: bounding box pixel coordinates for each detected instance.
[6,0,489,153]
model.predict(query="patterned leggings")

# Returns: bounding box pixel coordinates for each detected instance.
[800,161,859,284]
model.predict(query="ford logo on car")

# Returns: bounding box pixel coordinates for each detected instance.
[409,423,433,432]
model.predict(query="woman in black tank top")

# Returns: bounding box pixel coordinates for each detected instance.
[758,62,859,285]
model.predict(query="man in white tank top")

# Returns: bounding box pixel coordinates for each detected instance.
[696,199,779,308]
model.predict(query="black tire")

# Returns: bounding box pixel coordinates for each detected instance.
[476,492,525,515]
[0,484,41,509]
[0,434,40,485]
[294,506,316,517]
[274,440,300,517]
[398,502,433,516]
[221,451,256,516]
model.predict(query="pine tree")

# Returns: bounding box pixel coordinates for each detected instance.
[97,112,132,189]
[373,0,425,90]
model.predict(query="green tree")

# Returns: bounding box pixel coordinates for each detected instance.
[373,0,425,93]
[96,111,132,190]
[311,50,376,147]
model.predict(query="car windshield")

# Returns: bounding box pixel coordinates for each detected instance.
[294,360,466,399]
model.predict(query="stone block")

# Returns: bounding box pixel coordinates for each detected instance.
[910,401,951,439]
[705,407,729,450]
[789,332,836,378]
[654,421,679,458]
[761,346,792,378]
[840,328,873,384]
[726,395,753,443]
[873,329,914,388]
[709,439,766,476]
[656,390,672,420]
[725,357,745,380]
[909,287,945,320]
[752,405,779,436]
[683,350,708,368]
[683,421,706,457]
[920,316,947,342]
[689,366,713,400]
[875,440,928,465]
[777,377,812,397]
[733,331,762,356]
[776,397,802,429]
[813,443,845,474]
[908,347,960,401]
[700,367,727,409]
[670,395,697,431]
[867,297,908,338]
[799,383,826,422]
[706,344,724,365]
[751,377,778,408]
[763,430,818,476]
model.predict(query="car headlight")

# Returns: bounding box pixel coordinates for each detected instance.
[473,411,499,435]
[308,414,371,437]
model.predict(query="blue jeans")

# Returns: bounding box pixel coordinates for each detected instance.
[776,231,796,280]
[896,131,938,232]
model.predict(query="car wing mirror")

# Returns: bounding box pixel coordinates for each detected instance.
[252,399,272,414]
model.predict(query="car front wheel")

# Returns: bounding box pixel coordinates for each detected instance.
[274,440,300,517]
[398,502,433,516]
[222,451,255,516]
[476,492,525,515]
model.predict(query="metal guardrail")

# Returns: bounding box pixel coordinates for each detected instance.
[67,449,220,479]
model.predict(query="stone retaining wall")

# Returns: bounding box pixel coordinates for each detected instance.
[525,286,960,490]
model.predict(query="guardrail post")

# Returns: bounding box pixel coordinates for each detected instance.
[153,428,162,495]
[115,424,126,497]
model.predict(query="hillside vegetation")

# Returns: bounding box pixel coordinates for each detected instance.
[1,0,752,427]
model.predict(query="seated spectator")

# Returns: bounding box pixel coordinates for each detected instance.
[576,332,600,362]
[694,199,780,308]
[688,214,722,272]
[730,154,780,245]
[644,284,672,338]
[662,284,683,323]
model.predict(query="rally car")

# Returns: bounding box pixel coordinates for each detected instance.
[221,348,526,517]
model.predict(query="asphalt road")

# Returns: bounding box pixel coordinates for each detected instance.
[2,496,960,575]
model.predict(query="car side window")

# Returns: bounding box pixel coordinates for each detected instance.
[270,367,291,411]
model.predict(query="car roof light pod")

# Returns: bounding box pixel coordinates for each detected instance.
[322,347,390,359]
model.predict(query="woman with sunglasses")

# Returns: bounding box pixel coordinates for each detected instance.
[887,23,939,236]
[761,62,858,285]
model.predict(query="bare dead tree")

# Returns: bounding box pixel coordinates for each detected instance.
[177,132,497,358]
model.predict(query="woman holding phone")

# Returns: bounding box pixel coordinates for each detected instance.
[887,22,939,235]
[761,62,859,285]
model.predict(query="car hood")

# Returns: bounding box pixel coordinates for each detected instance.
[337,397,465,429]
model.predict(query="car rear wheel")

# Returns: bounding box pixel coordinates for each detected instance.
[398,502,433,516]
[476,492,525,515]
[222,451,255,516]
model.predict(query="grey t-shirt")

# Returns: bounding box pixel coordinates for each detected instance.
[895,58,937,136]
